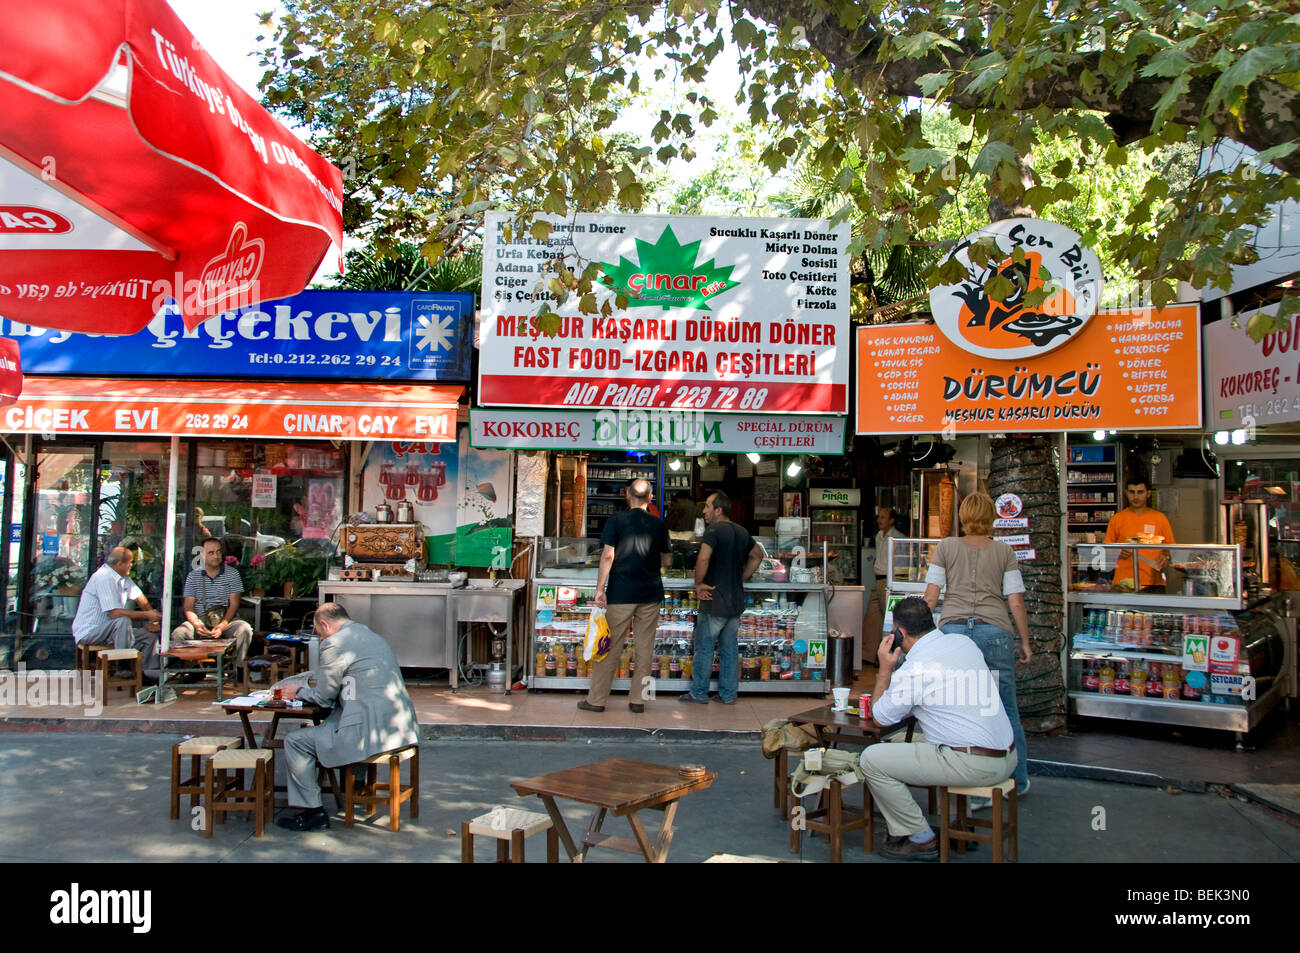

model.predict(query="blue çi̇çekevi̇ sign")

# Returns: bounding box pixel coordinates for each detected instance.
[3,290,473,381]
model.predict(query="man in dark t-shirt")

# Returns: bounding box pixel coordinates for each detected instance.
[580,478,671,714]
[681,491,761,704]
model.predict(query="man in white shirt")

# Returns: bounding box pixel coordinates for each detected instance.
[862,506,905,664]
[72,547,162,680]
[861,596,1016,861]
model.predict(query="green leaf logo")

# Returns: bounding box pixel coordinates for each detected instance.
[598,226,740,311]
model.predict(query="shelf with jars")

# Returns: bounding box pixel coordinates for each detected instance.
[1065,542,1290,735]
[527,577,829,695]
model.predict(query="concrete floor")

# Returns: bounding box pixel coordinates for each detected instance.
[0,733,1297,864]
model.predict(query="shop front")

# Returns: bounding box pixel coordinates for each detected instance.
[853,218,1293,737]
[0,290,471,670]
[475,211,854,695]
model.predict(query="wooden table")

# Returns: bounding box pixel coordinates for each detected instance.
[221,699,331,750]
[221,699,341,809]
[511,758,716,863]
[160,639,235,700]
[773,705,915,820]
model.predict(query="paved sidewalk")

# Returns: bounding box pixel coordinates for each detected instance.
[0,733,1296,863]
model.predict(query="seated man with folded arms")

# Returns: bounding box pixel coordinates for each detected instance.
[860,596,1017,862]
[73,546,163,681]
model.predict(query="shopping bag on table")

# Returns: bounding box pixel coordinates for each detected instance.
[583,606,612,662]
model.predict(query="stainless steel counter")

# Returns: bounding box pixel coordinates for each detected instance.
[318,581,456,672]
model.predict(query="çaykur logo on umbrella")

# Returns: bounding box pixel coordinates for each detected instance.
[929,219,1103,360]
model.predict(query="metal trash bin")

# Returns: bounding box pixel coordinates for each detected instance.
[827,631,854,688]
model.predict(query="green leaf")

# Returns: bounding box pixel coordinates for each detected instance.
[901,148,949,173]
[972,140,1018,175]
[1140,47,1194,80]
[1254,142,1300,168]
[916,72,953,96]
[529,221,552,242]
[1209,48,1289,113]
[893,31,963,59]
[963,63,1007,96]
[1151,73,1191,130]
[732,17,759,49]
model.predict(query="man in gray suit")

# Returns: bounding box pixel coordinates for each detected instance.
[277,602,420,832]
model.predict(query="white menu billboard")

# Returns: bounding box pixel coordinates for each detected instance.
[479,212,851,413]
[1205,305,1300,429]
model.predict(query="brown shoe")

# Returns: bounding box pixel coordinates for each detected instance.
[576,700,605,713]
[880,835,938,861]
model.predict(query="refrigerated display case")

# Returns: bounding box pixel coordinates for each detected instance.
[883,537,944,628]
[1066,542,1290,737]
[808,487,861,584]
[528,542,829,695]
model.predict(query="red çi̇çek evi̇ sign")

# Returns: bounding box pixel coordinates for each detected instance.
[857,218,1201,434]
[478,212,851,413]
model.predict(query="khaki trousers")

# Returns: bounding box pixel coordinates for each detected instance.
[586,601,660,707]
[862,577,888,664]
[859,742,1018,837]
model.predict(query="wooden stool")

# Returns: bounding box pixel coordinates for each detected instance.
[97,648,142,703]
[788,778,873,863]
[938,778,1018,863]
[342,744,419,832]
[461,806,558,863]
[204,748,274,838]
[76,642,110,672]
[171,735,243,819]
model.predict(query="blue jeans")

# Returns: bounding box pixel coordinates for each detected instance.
[690,612,739,702]
[941,620,1029,790]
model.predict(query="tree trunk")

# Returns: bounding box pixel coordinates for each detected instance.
[988,435,1067,733]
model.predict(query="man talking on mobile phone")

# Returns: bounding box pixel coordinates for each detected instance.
[860,597,1016,861]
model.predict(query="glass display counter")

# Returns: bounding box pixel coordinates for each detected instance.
[528,540,829,695]
[1066,543,1290,737]
[883,537,944,628]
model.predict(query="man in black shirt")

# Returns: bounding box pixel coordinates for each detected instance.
[579,478,671,714]
[680,491,761,704]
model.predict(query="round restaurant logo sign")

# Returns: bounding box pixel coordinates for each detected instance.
[995,493,1023,519]
[929,219,1103,360]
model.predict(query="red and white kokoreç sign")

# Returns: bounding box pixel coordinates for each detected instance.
[1205,305,1300,429]
[0,0,343,334]
[479,211,850,413]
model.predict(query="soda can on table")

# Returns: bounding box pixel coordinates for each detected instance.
[858,694,871,720]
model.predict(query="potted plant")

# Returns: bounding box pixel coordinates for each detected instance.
[260,542,328,599]
[244,553,268,597]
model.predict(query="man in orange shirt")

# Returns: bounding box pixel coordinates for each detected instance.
[1104,478,1175,592]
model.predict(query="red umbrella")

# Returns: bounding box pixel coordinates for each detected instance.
[0,0,343,334]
